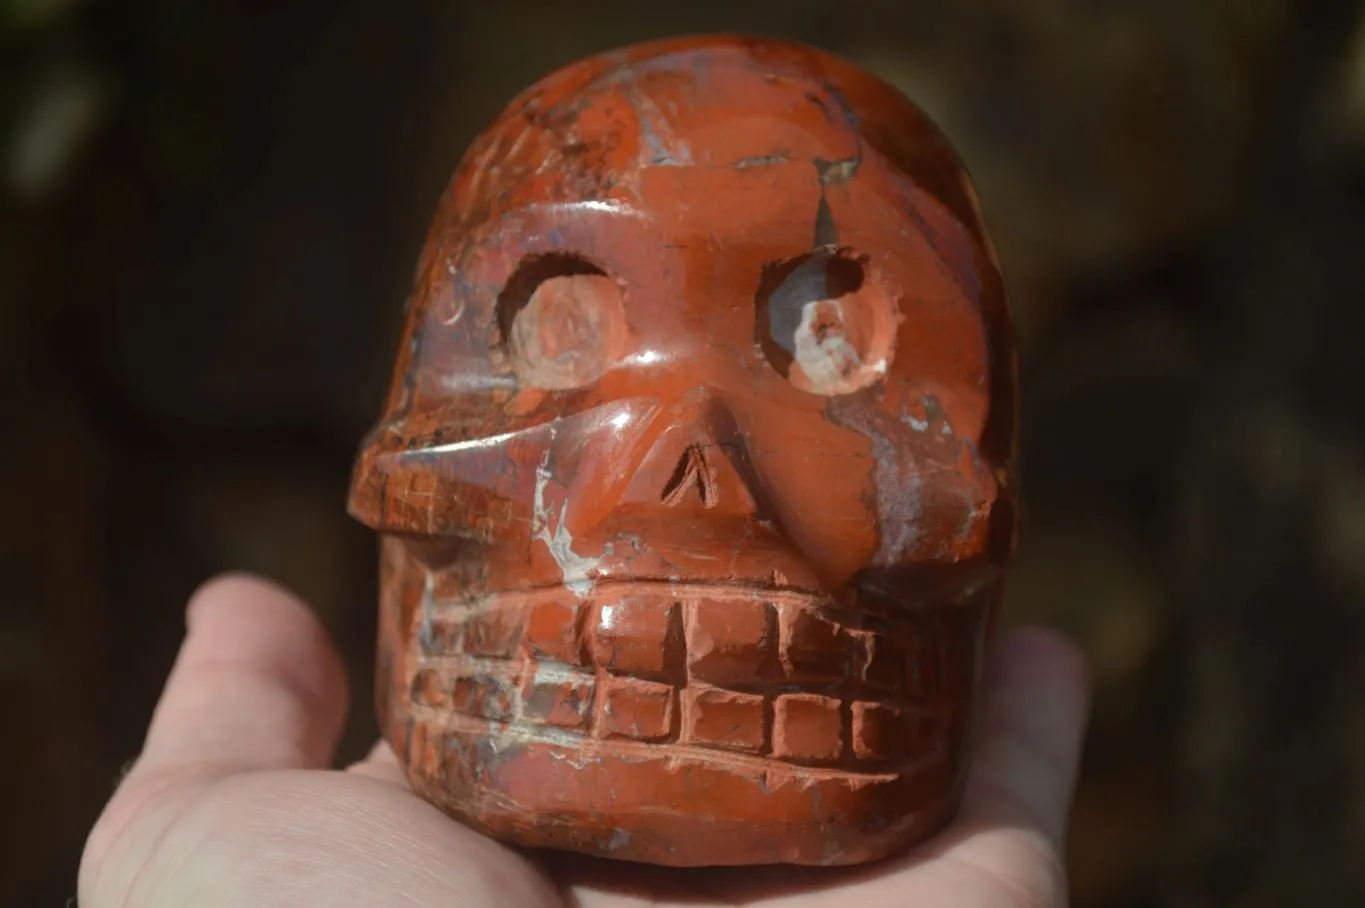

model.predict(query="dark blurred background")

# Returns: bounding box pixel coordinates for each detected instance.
[4,1,1365,905]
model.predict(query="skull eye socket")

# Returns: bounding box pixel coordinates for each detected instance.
[497,252,628,391]
[755,249,896,396]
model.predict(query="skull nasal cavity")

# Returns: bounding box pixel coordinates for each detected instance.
[660,443,718,509]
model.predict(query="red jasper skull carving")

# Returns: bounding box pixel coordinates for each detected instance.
[349,35,1017,868]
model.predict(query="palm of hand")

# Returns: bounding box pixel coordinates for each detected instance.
[79,576,1088,908]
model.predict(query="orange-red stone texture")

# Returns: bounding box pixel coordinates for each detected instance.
[348,33,1017,867]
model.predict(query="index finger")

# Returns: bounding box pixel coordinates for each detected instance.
[961,625,1092,847]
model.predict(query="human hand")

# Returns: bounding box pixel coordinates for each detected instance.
[79,573,1090,907]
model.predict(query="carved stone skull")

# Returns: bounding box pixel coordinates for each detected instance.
[349,34,1016,868]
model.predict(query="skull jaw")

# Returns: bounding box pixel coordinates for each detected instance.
[393,720,966,867]
[375,537,997,867]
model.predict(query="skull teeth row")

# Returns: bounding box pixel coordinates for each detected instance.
[419,588,948,694]
[409,662,949,768]
[409,589,962,767]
